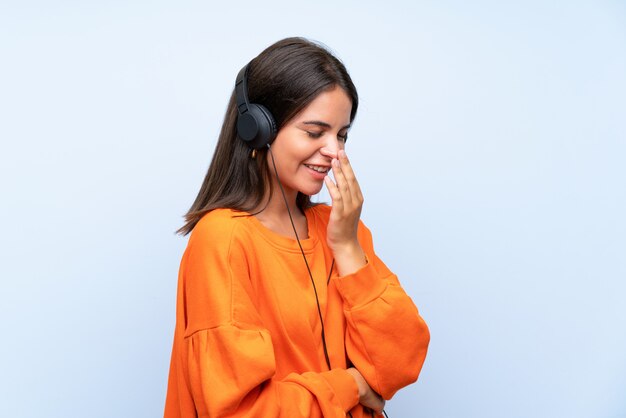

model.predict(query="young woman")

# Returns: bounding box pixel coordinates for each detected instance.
[163,37,430,418]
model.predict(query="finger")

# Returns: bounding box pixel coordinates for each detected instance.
[338,150,363,203]
[324,175,343,214]
[371,395,384,414]
[331,158,353,209]
[372,400,385,415]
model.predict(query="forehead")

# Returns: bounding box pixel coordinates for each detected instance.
[291,86,352,126]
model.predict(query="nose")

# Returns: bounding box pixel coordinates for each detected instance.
[319,135,344,160]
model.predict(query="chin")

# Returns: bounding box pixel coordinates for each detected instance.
[299,183,324,196]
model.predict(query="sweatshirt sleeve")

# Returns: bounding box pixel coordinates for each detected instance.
[178,216,359,418]
[331,222,430,401]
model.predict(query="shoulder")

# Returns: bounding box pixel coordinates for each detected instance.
[189,208,251,249]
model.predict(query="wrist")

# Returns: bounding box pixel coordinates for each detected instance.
[346,368,367,399]
[332,243,366,276]
[332,241,366,264]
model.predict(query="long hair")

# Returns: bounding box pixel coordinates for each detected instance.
[176,37,359,236]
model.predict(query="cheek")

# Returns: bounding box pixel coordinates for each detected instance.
[286,140,316,161]
[275,130,304,152]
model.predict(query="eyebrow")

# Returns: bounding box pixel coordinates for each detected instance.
[302,120,351,130]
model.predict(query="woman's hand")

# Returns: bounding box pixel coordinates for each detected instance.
[324,150,367,276]
[346,367,385,414]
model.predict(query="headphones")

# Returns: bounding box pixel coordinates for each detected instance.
[235,63,278,150]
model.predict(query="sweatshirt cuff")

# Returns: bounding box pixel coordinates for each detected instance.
[320,368,360,412]
[332,260,388,309]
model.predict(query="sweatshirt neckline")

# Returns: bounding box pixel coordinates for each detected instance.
[241,207,320,253]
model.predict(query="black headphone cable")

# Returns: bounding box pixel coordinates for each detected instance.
[267,144,388,418]
[267,144,332,370]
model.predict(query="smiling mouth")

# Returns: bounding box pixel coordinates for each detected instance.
[304,164,330,173]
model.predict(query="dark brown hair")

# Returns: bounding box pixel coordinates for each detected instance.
[176,37,359,236]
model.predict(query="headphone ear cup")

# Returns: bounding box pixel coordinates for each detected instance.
[237,104,277,150]
[255,104,277,146]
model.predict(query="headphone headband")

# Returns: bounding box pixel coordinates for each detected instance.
[235,65,250,115]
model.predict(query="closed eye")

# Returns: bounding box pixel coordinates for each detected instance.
[306,131,323,139]
[305,130,348,143]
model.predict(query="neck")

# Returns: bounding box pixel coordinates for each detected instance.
[251,178,308,240]
[257,176,300,218]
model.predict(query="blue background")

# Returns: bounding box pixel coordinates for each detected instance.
[1,1,625,417]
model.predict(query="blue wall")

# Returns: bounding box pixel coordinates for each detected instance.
[1,1,624,417]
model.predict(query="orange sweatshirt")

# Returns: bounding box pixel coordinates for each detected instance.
[164,205,429,418]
